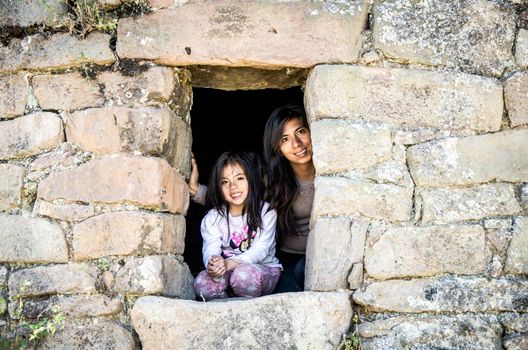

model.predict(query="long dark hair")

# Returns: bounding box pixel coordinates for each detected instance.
[263,105,309,241]
[206,151,265,243]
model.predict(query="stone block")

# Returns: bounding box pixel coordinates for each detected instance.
[98,66,175,106]
[504,334,528,350]
[516,29,528,69]
[37,155,189,214]
[364,225,488,280]
[501,313,528,333]
[312,176,413,222]
[167,116,192,177]
[306,65,502,131]
[9,263,97,298]
[485,219,513,253]
[305,217,367,291]
[38,320,134,350]
[132,292,352,349]
[0,266,7,287]
[0,164,25,211]
[372,0,515,77]
[407,129,528,187]
[419,184,521,224]
[9,294,122,319]
[358,314,501,350]
[73,211,185,260]
[353,275,528,313]
[116,1,368,67]
[0,295,5,315]
[0,112,63,160]
[0,33,114,74]
[66,106,175,156]
[189,66,308,90]
[33,72,104,111]
[35,200,95,222]
[311,120,392,174]
[115,255,194,299]
[363,160,414,188]
[348,263,363,290]
[505,71,528,127]
[505,216,528,274]
[0,0,68,27]
[0,214,67,264]
[0,75,28,119]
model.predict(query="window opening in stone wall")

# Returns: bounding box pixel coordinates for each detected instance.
[184,87,304,275]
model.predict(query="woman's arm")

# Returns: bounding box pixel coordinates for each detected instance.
[189,156,207,205]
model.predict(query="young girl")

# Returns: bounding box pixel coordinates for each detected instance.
[193,151,281,300]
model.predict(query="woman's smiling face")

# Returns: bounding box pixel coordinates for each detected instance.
[279,117,313,166]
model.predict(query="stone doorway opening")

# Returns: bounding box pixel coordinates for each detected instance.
[184,86,304,275]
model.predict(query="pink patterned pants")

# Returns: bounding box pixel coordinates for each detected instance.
[193,263,281,301]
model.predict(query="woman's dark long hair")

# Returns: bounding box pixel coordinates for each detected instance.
[262,105,309,242]
[206,151,265,245]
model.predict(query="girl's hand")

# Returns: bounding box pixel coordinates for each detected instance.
[207,255,226,277]
[189,154,200,197]
[225,259,241,272]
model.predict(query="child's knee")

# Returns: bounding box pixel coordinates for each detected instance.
[230,264,264,297]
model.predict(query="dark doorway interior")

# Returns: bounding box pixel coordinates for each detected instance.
[184,87,304,274]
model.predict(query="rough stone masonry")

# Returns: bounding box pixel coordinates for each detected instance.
[0,0,527,349]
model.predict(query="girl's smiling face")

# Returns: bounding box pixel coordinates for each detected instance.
[279,117,313,166]
[220,163,249,215]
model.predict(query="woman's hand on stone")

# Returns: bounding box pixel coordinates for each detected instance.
[189,154,200,197]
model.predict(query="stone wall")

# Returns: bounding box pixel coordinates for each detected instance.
[1,0,527,349]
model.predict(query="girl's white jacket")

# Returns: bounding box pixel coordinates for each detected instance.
[201,202,282,269]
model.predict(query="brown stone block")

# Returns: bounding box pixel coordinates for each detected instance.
[66,106,175,157]
[35,200,96,222]
[0,112,64,160]
[98,66,175,106]
[116,1,368,68]
[0,33,115,74]
[0,75,28,119]
[0,214,68,264]
[0,164,25,211]
[115,255,194,299]
[33,72,104,111]
[37,155,189,214]
[72,211,186,260]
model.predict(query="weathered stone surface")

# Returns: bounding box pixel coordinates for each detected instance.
[372,0,515,77]
[168,116,191,177]
[73,211,185,260]
[347,263,363,290]
[33,72,104,111]
[38,320,134,350]
[9,263,97,298]
[0,112,63,160]
[0,164,25,211]
[115,255,194,299]
[0,33,114,74]
[501,313,528,333]
[516,29,528,69]
[0,295,5,315]
[0,266,7,287]
[306,217,367,291]
[132,292,352,349]
[312,120,392,174]
[359,314,502,350]
[10,294,122,319]
[37,156,189,214]
[0,0,68,27]
[0,214,67,264]
[419,184,521,224]
[305,65,503,131]
[35,200,95,222]
[0,75,28,119]
[66,106,175,155]
[189,66,308,90]
[365,225,488,279]
[148,0,189,8]
[353,275,528,313]
[117,1,368,68]
[363,160,414,188]
[407,129,528,187]
[313,177,413,222]
[505,71,528,127]
[504,334,528,350]
[522,184,528,213]
[505,217,528,274]
[98,66,175,106]
[485,219,513,253]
